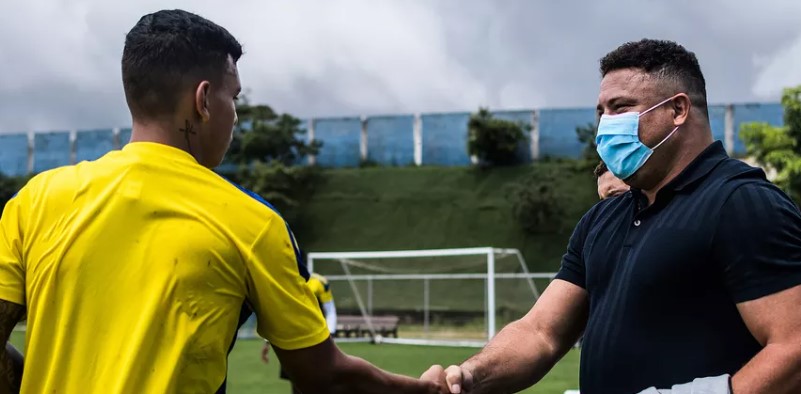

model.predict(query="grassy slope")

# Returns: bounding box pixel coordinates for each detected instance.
[294,163,599,273]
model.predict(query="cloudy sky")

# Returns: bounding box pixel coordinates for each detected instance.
[1,0,800,133]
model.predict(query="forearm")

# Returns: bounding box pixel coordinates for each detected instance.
[0,301,25,394]
[329,354,435,394]
[732,344,801,394]
[0,344,21,394]
[462,319,567,394]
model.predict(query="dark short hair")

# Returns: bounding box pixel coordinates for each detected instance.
[122,9,243,119]
[600,39,708,117]
[594,161,608,178]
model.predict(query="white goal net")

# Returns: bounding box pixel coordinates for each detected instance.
[308,247,557,347]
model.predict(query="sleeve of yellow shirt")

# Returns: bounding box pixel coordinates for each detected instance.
[310,274,334,304]
[0,190,27,306]
[245,214,329,350]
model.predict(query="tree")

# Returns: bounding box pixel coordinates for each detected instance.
[0,173,29,212]
[228,96,322,166]
[575,122,601,163]
[467,108,530,167]
[740,85,801,203]
[224,95,324,221]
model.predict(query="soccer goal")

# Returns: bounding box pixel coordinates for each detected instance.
[308,247,557,348]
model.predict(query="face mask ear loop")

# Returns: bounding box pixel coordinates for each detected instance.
[639,96,677,117]
[650,126,680,150]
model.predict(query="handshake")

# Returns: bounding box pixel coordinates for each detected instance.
[417,364,476,394]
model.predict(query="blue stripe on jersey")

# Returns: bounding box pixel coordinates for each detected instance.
[223,178,310,281]
[217,303,255,394]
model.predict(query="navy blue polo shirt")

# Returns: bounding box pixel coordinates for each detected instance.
[556,141,801,394]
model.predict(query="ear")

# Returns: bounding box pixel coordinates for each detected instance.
[671,93,692,127]
[194,81,211,123]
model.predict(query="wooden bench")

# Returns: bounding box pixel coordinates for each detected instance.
[335,315,400,338]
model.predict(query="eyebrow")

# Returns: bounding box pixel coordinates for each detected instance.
[597,96,634,112]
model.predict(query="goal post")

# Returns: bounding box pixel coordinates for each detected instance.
[308,247,557,347]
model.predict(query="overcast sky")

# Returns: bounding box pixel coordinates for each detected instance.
[1,0,800,133]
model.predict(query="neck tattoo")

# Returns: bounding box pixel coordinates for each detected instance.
[179,119,196,154]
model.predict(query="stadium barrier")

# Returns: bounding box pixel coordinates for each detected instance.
[0,102,783,175]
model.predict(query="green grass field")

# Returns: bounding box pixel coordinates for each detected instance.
[8,332,579,393]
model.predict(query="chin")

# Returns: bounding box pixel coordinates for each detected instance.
[623,172,646,189]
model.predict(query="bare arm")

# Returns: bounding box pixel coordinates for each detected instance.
[730,285,801,394]
[273,337,445,394]
[426,279,588,394]
[0,300,24,394]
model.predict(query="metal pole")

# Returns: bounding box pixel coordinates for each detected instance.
[513,250,541,300]
[367,277,373,316]
[483,278,488,340]
[424,278,430,337]
[487,250,496,339]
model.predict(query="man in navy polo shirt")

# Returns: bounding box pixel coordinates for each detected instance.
[421,39,801,394]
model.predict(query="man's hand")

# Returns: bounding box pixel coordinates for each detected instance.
[261,342,270,364]
[420,280,588,394]
[421,364,474,394]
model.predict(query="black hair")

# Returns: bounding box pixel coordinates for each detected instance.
[594,161,608,178]
[600,39,708,117]
[122,9,243,119]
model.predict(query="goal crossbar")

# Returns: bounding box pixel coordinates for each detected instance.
[308,247,518,261]
[323,273,556,281]
[307,247,553,345]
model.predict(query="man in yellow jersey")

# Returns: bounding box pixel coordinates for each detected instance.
[262,267,338,394]
[0,9,444,394]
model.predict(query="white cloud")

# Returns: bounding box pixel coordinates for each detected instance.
[0,0,490,132]
[1,0,801,133]
[753,33,801,99]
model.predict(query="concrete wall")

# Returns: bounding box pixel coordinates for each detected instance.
[421,112,471,166]
[0,133,29,176]
[366,115,415,166]
[33,131,71,173]
[537,108,596,159]
[75,129,115,163]
[313,117,362,168]
[0,102,787,175]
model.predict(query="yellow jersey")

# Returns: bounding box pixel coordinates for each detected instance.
[0,142,329,393]
[308,273,334,305]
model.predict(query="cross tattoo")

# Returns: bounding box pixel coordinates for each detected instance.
[179,119,196,153]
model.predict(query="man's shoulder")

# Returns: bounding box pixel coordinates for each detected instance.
[714,157,768,183]
[17,164,82,204]
[711,158,782,199]
[585,192,630,222]
[218,179,284,219]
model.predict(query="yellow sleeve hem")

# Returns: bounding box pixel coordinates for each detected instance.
[0,289,25,307]
[265,325,330,351]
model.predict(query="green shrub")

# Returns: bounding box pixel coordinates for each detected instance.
[506,168,566,234]
[467,108,530,166]
[0,174,29,212]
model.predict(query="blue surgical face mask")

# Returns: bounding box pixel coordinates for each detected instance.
[595,96,680,180]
